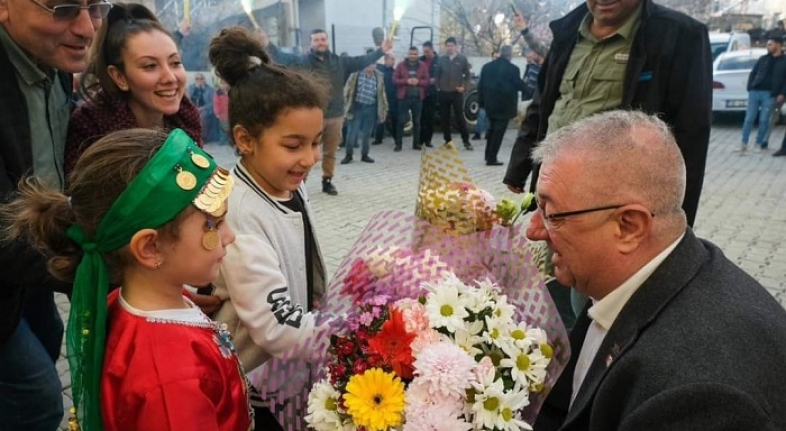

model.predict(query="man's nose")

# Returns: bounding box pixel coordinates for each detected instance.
[525,211,549,242]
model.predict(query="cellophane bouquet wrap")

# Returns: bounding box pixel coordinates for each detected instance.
[252,145,569,430]
[305,145,567,430]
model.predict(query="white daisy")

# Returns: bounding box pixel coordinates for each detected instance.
[305,379,344,431]
[452,328,484,357]
[470,373,507,430]
[509,321,536,351]
[425,280,470,333]
[464,280,496,314]
[490,292,516,324]
[499,347,549,388]
[497,389,533,431]
[526,327,549,346]
[484,315,514,349]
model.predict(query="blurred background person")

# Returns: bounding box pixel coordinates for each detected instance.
[478,45,528,166]
[419,41,438,148]
[436,36,473,150]
[472,50,499,141]
[189,72,218,143]
[214,79,230,146]
[374,53,398,146]
[342,54,387,164]
[393,46,429,151]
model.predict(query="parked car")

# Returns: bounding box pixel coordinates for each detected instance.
[709,32,751,60]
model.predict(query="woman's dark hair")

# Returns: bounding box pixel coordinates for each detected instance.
[79,3,174,105]
[1,129,189,282]
[208,27,328,141]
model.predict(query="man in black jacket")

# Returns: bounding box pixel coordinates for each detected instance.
[436,37,474,150]
[502,0,712,329]
[504,0,711,228]
[529,110,786,431]
[0,1,106,429]
[265,29,392,195]
[738,36,785,153]
[419,41,438,148]
[478,45,529,165]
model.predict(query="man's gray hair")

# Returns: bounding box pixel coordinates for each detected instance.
[500,45,513,59]
[533,110,687,221]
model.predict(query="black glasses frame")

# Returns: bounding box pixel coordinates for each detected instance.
[28,0,112,20]
[536,200,623,229]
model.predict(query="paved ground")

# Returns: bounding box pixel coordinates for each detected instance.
[55,121,786,429]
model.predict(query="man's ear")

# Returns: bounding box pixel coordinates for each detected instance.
[616,206,652,254]
[107,65,129,92]
[128,229,163,270]
[0,0,10,23]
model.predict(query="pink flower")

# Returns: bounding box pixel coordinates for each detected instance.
[395,299,430,334]
[358,311,375,327]
[370,294,390,306]
[403,396,471,431]
[411,329,443,355]
[412,342,476,400]
[474,355,495,384]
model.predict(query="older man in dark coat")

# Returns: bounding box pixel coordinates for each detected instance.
[528,110,786,431]
[0,2,107,428]
[504,0,712,228]
[478,45,529,166]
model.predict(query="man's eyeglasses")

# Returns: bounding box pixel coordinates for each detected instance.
[29,0,112,21]
[535,199,624,230]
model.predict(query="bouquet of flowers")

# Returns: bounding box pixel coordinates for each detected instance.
[306,272,554,431]
[260,144,567,430]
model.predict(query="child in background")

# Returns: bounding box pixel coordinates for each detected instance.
[2,128,251,431]
[208,27,333,430]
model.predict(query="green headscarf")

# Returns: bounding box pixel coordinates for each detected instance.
[65,129,231,431]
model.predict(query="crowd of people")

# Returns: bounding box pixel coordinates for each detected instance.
[1,0,785,431]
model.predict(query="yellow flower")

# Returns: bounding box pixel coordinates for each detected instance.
[343,368,405,431]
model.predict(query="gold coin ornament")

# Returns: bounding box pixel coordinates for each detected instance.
[191,152,211,169]
[176,170,197,191]
[202,229,220,250]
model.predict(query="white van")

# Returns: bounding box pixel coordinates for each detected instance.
[710,32,751,60]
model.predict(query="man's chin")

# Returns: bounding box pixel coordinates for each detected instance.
[55,57,89,74]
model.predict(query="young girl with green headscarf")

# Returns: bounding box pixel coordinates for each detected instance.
[3,128,252,431]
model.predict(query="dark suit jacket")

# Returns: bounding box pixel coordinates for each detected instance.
[504,0,713,227]
[535,230,786,431]
[0,42,73,343]
[478,57,528,120]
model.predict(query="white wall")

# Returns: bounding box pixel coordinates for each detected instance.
[312,0,440,58]
[466,56,530,77]
[324,0,383,55]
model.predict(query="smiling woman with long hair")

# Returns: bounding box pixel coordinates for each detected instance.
[64,2,201,177]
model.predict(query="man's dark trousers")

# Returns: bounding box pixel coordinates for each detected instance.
[438,91,469,143]
[397,96,422,149]
[485,118,509,162]
[374,98,398,143]
[420,94,437,146]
